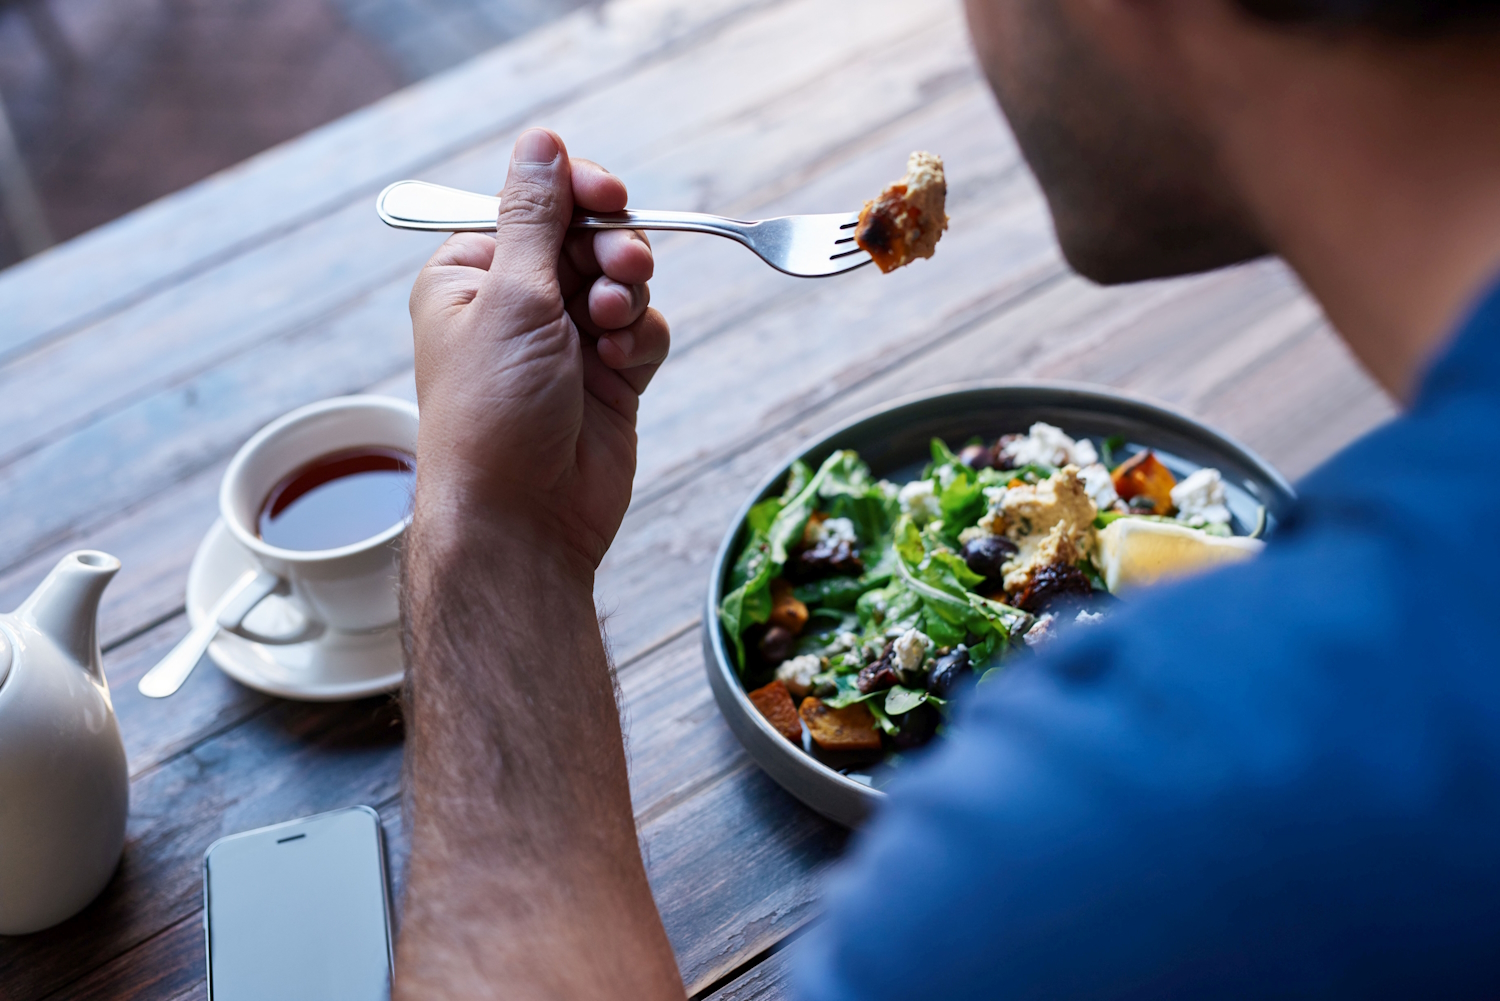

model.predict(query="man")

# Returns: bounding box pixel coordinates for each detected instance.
[394,0,1500,997]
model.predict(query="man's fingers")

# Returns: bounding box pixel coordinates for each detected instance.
[410,233,495,322]
[482,129,573,314]
[597,307,670,393]
[580,339,639,424]
[427,231,498,271]
[588,277,649,331]
[595,230,654,284]
[571,159,628,214]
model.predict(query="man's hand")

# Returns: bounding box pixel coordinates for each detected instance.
[410,128,670,571]
[397,130,684,1001]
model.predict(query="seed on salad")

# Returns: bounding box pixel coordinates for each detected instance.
[961,535,1019,580]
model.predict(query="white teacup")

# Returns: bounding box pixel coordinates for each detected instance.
[218,396,419,643]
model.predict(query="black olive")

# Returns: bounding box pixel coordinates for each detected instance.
[961,535,1019,581]
[758,626,796,666]
[993,434,1024,470]
[958,444,993,470]
[890,702,941,751]
[853,640,897,693]
[927,645,972,697]
[1014,563,1095,614]
[787,539,864,582]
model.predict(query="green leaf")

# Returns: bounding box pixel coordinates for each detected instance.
[1094,510,1127,530]
[922,549,985,593]
[781,460,813,502]
[1101,434,1126,470]
[793,576,869,609]
[885,685,928,715]
[966,592,1031,640]
[767,451,849,564]
[893,516,925,567]
[719,532,776,671]
[746,497,783,536]
[824,673,877,709]
[866,699,899,735]
[1077,558,1107,592]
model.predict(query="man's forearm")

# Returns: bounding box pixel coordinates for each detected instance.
[395,506,683,1000]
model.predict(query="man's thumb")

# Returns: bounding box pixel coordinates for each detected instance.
[487,128,572,290]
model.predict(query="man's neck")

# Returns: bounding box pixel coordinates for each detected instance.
[1195,20,1500,401]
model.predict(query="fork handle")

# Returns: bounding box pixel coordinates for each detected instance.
[376,180,752,242]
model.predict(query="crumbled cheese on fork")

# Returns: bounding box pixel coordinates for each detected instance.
[855,151,949,273]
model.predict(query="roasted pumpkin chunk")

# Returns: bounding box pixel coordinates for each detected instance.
[748,680,803,743]
[767,577,809,634]
[1112,451,1177,516]
[799,696,883,752]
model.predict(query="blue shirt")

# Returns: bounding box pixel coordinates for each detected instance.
[796,279,1500,999]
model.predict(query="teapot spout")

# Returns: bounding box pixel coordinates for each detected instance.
[17,551,121,684]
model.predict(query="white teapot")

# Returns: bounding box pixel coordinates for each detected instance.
[0,551,129,934]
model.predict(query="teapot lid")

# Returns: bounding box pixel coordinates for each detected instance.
[0,627,10,691]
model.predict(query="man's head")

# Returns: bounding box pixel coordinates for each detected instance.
[964,0,1500,285]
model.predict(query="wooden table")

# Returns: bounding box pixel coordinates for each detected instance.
[0,0,1395,997]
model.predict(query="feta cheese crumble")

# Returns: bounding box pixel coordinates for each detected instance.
[1000,423,1099,469]
[892,628,931,673]
[1080,463,1119,511]
[898,479,942,524]
[775,654,823,698]
[1171,468,1232,528]
[1075,609,1105,625]
[812,517,858,545]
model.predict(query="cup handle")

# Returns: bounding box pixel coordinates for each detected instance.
[218,572,324,645]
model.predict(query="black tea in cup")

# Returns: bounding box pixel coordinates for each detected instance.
[258,447,415,551]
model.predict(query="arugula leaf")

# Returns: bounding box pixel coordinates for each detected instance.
[824,673,877,709]
[885,685,928,716]
[923,439,988,538]
[793,576,869,609]
[745,497,783,536]
[719,538,775,671]
[966,592,1031,639]
[767,451,849,564]
[1100,434,1126,469]
[866,699,899,735]
[781,460,813,502]
[818,451,897,543]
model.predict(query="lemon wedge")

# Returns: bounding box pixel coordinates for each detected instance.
[1095,518,1264,594]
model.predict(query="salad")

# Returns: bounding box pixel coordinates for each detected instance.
[720,422,1264,775]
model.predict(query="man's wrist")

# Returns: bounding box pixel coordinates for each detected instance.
[410,468,597,592]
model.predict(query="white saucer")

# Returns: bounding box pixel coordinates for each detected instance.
[186,519,405,701]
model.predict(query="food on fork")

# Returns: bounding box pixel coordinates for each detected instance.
[855,151,949,273]
[719,423,1266,775]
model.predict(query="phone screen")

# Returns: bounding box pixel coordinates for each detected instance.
[204,806,393,1001]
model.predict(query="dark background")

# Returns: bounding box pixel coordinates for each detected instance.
[0,0,595,268]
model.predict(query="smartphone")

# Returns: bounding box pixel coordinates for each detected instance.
[203,805,394,1001]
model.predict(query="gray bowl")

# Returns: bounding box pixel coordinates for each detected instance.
[702,382,1297,828]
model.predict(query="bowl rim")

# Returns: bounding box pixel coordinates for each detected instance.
[702,378,1297,820]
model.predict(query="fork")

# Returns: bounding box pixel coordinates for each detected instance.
[376,180,871,278]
